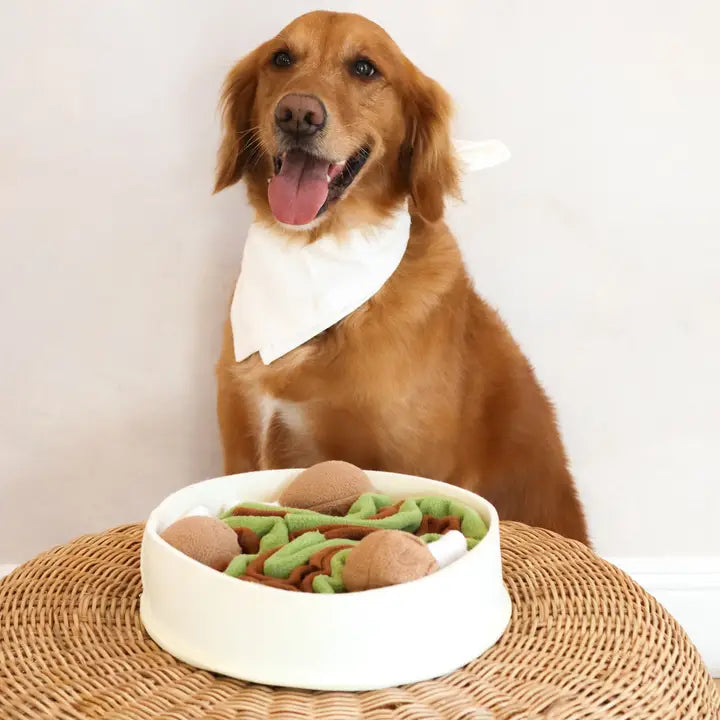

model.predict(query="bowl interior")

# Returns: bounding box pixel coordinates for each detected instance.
[146,468,496,541]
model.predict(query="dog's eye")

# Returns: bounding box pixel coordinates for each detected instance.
[352,59,376,78]
[272,51,293,68]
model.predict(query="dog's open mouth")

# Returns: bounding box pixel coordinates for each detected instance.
[268,146,370,226]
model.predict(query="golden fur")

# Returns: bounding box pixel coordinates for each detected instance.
[214,11,589,544]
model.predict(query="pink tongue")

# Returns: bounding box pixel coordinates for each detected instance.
[268,150,330,225]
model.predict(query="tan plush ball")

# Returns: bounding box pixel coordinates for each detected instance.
[343,529,439,592]
[279,460,373,515]
[160,516,240,571]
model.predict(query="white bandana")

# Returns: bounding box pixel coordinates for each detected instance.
[231,139,510,365]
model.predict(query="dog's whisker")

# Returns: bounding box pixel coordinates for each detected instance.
[236,125,261,139]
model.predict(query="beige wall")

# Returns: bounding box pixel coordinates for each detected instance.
[1,1,719,562]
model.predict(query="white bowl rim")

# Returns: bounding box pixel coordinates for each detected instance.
[144,468,501,600]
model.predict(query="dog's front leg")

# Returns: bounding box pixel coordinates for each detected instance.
[216,368,259,476]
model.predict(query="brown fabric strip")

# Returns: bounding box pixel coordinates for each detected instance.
[287,562,318,586]
[368,502,403,520]
[434,515,461,534]
[416,514,463,535]
[322,525,380,541]
[300,571,324,593]
[245,547,282,580]
[310,544,353,573]
[417,515,430,535]
[234,526,261,555]
[290,524,383,540]
[239,547,302,591]
[284,545,353,591]
[445,516,462,533]
[239,543,354,593]
[295,545,353,592]
[319,545,352,575]
[231,507,469,593]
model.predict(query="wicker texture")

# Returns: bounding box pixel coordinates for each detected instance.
[1,523,718,720]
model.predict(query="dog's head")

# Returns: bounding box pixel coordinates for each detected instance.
[214,11,459,230]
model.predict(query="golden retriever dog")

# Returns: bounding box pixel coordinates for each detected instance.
[213,11,589,544]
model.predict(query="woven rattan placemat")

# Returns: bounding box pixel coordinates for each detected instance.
[1,522,718,719]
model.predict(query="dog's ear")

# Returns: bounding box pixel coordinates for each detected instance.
[213,45,266,194]
[403,68,460,223]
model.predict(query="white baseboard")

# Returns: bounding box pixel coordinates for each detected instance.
[606,556,720,677]
[1,557,718,676]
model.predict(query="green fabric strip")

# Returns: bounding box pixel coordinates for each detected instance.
[345,493,394,517]
[415,496,487,540]
[285,498,423,533]
[263,533,359,579]
[220,492,486,587]
[224,553,257,577]
[221,515,289,550]
[312,547,353,593]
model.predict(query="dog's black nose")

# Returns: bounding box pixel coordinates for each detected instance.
[274,94,326,137]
